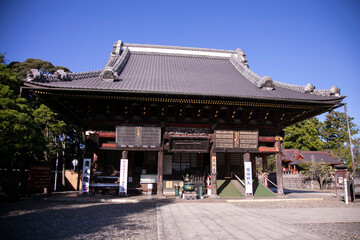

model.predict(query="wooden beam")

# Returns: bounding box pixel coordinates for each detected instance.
[157,150,164,196]
[258,136,276,142]
[98,132,116,138]
[259,147,276,152]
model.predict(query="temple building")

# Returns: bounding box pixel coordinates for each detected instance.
[23,40,345,196]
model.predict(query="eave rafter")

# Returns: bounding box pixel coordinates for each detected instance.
[26,88,339,130]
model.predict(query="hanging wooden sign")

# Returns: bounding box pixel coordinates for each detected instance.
[215,130,258,150]
[169,137,209,152]
[116,126,161,148]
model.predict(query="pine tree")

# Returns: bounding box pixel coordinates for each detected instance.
[283,118,324,151]
[321,111,358,171]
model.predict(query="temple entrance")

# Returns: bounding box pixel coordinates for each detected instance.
[216,153,244,180]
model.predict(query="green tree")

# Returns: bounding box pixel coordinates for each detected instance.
[299,160,334,189]
[283,118,324,151]
[1,56,80,171]
[0,60,43,167]
[321,111,359,172]
[33,104,66,162]
[352,137,360,174]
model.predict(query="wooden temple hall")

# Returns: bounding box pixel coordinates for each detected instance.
[23,40,344,197]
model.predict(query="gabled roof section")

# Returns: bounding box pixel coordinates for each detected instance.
[282,149,344,166]
[24,40,345,103]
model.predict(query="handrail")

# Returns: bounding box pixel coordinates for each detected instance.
[231,171,245,187]
[264,176,277,188]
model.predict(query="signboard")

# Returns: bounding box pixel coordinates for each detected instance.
[245,161,253,195]
[170,138,209,152]
[116,126,161,148]
[215,130,258,150]
[140,174,158,183]
[211,156,217,174]
[81,158,91,194]
[119,159,128,195]
[27,165,51,194]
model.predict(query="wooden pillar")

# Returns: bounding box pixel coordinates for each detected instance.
[210,149,218,197]
[243,152,250,163]
[128,151,134,177]
[262,154,268,172]
[225,152,231,177]
[122,150,128,160]
[275,137,284,195]
[157,150,164,196]
[198,153,204,168]
[250,154,256,178]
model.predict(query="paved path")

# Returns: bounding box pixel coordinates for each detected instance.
[157,203,360,240]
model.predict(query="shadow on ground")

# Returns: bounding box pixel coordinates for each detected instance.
[0,197,161,240]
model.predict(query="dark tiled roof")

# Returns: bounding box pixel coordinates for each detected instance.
[24,41,344,103]
[282,149,343,165]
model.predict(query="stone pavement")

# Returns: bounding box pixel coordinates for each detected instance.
[156,202,360,240]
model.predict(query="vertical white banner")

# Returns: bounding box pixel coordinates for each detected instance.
[119,159,128,195]
[81,158,91,194]
[245,161,253,195]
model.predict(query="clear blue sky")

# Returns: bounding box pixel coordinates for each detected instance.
[1,0,360,131]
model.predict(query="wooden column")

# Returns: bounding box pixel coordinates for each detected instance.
[157,150,164,196]
[262,154,268,172]
[250,154,256,178]
[243,152,250,163]
[210,149,218,197]
[121,150,128,160]
[225,152,231,177]
[275,137,284,195]
[198,153,204,168]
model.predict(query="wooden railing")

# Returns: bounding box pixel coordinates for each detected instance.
[230,171,245,187]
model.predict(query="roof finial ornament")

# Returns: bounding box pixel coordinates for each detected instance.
[54,69,68,81]
[304,83,315,93]
[112,40,122,55]
[257,76,274,90]
[100,40,130,82]
[26,69,41,81]
[330,86,340,96]
[235,48,248,67]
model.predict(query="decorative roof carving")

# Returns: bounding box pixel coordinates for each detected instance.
[54,69,68,80]
[304,83,315,93]
[26,69,41,81]
[25,69,101,82]
[229,54,261,85]
[330,86,340,96]
[257,76,274,90]
[236,48,248,67]
[100,41,130,82]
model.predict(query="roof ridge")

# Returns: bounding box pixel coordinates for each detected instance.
[25,69,101,82]
[123,42,236,54]
[130,51,230,60]
[230,54,341,97]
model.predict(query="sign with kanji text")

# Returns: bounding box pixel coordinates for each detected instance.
[119,159,128,195]
[245,161,253,195]
[81,158,91,194]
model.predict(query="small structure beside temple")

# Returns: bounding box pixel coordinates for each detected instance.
[22,40,345,197]
[282,149,346,173]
